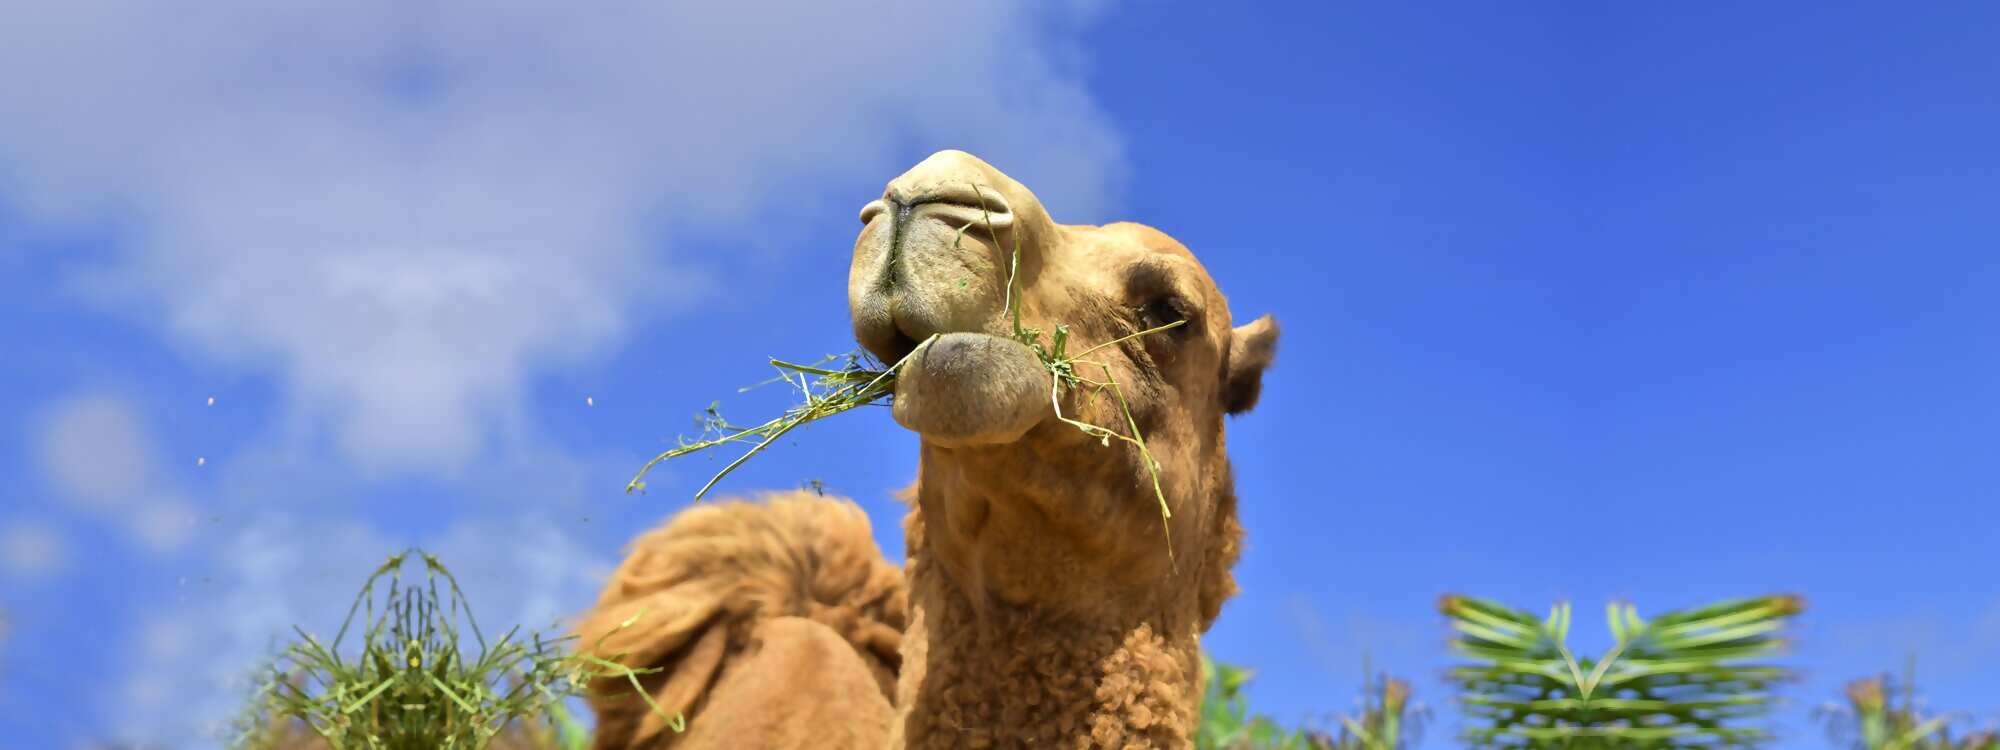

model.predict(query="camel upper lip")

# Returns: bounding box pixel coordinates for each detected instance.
[861,302,987,366]
[897,181,1012,215]
[860,183,1015,228]
[852,289,945,364]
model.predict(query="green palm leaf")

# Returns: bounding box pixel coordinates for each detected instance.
[1441,593,1803,749]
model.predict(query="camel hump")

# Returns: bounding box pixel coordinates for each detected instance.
[577,490,907,749]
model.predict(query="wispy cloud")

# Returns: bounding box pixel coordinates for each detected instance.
[1980,600,2000,644]
[1281,594,1448,732]
[33,392,197,554]
[1286,594,1436,680]
[0,520,70,581]
[34,393,161,512]
[0,0,1126,477]
[1814,604,2000,685]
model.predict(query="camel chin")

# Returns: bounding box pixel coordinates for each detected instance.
[890,331,1050,448]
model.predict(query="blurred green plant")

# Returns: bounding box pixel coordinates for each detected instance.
[228,548,676,750]
[1815,656,1998,750]
[1440,593,1804,749]
[1313,655,1427,750]
[1198,652,1316,749]
[1197,653,1424,750]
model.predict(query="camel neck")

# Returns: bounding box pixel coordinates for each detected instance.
[889,543,1204,749]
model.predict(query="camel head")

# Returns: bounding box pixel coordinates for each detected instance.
[848,150,1278,625]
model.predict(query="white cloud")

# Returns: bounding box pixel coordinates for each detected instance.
[125,498,200,554]
[0,520,70,581]
[0,0,1126,477]
[34,394,160,512]
[32,392,198,555]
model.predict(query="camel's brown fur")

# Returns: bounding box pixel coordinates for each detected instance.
[580,151,1277,749]
[579,493,906,748]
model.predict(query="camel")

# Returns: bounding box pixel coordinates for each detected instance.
[578,150,1280,749]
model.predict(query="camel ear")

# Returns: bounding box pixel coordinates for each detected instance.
[1223,314,1279,414]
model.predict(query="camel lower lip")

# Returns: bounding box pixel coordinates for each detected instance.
[891,332,1050,447]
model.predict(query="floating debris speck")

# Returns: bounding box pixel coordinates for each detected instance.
[196,457,206,467]
[206,396,215,407]
[586,396,595,407]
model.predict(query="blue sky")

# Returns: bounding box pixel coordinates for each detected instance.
[2,2,1996,747]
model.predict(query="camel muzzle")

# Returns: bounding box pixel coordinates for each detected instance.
[848,195,1023,365]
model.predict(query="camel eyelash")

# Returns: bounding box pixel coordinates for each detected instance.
[1130,297,1198,347]
[1138,297,1189,329]
[1122,263,1199,333]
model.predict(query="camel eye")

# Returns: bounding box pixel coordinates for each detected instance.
[1139,297,1189,333]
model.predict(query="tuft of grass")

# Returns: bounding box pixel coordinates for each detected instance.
[1304,652,1429,750]
[232,549,679,750]
[626,182,1186,563]
[1815,655,1999,750]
